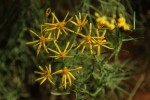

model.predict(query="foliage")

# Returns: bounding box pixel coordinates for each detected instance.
[0,0,143,100]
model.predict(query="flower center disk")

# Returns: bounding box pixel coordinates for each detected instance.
[63,67,69,74]
[40,36,46,43]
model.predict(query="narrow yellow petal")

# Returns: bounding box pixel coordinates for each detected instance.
[45,27,57,31]
[35,76,45,81]
[48,77,55,85]
[34,71,44,75]
[34,42,40,47]
[52,13,59,22]
[67,74,72,86]
[89,23,92,35]
[37,44,42,55]
[97,46,101,56]
[96,29,99,37]
[43,43,49,53]
[62,75,65,84]
[81,45,86,53]
[26,40,39,45]
[52,15,54,23]
[79,12,81,20]
[70,21,78,26]
[62,29,68,35]
[45,66,49,72]
[83,14,88,23]
[64,27,74,33]
[48,48,59,54]
[68,72,76,80]
[54,42,61,52]
[102,30,106,37]
[76,33,86,37]
[29,30,39,37]
[57,29,61,39]
[38,65,44,71]
[75,15,80,24]
[102,45,113,49]
[40,78,47,85]
[43,23,51,25]
[67,17,73,22]
[64,42,70,53]
[76,28,80,33]
[63,12,69,22]
[66,44,73,54]
[49,56,59,59]
[52,70,63,75]
[49,64,51,73]
[64,75,67,89]
[48,32,52,39]
[76,40,85,49]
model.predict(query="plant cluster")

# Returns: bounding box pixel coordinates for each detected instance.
[26,0,134,99]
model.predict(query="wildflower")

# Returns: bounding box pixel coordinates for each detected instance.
[76,23,96,54]
[26,27,52,55]
[95,12,109,29]
[117,14,131,31]
[70,12,88,32]
[48,41,73,59]
[34,64,54,85]
[94,30,113,56]
[52,66,82,89]
[44,12,74,39]
[108,19,116,30]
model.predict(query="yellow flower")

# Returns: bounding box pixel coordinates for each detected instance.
[117,15,131,31]
[95,12,109,29]
[52,66,82,89]
[26,27,52,56]
[34,64,54,85]
[122,23,130,30]
[76,23,96,54]
[70,12,88,32]
[118,21,131,31]
[48,41,73,59]
[108,19,116,30]
[118,17,126,23]
[44,12,74,39]
[94,30,113,56]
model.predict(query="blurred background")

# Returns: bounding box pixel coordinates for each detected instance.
[0,0,150,100]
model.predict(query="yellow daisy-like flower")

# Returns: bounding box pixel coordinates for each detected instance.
[52,66,82,89]
[76,23,96,54]
[48,41,73,59]
[70,12,88,32]
[34,64,54,85]
[26,27,52,56]
[94,30,113,56]
[44,12,74,39]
